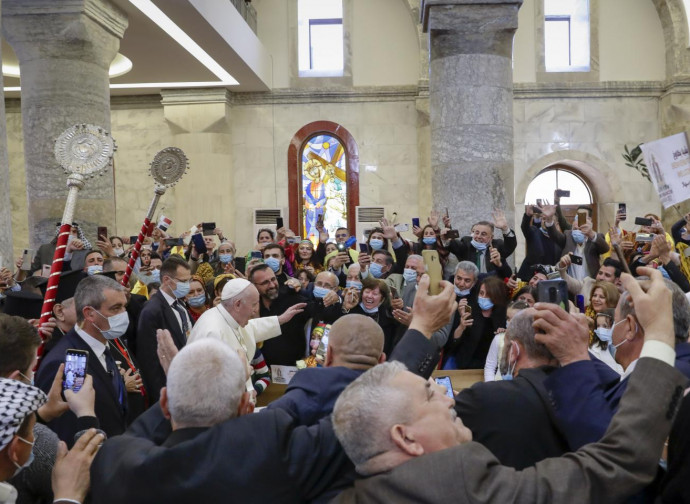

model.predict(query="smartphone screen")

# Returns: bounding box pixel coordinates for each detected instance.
[202,222,216,236]
[63,349,88,392]
[97,226,108,240]
[635,217,653,227]
[129,235,138,244]
[250,250,263,259]
[434,376,454,398]
[412,218,420,228]
[618,203,627,221]
[537,279,570,313]
[570,255,583,265]
[359,243,369,254]
[276,217,284,229]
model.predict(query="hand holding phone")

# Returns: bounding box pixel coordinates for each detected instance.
[434,376,454,398]
[63,349,89,393]
[537,279,569,313]
[422,250,443,295]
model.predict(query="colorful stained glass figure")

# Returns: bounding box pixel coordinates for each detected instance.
[301,134,347,245]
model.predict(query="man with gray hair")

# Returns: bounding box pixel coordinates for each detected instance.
[266,314,386,425]
[331,267,686,502]
[543,275,690,451]
[188,277,304,396]
[36,274,129,443]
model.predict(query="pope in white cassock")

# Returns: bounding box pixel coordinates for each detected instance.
[188,278,305,395]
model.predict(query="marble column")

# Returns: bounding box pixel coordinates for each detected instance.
[0,0,13,267]
[2,0,128,249]
[421,0,522,232]
[160,89,234,240]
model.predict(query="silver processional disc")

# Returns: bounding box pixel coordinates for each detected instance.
[54,124,115,176]
[149,147,189,188]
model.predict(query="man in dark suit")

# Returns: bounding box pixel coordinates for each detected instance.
[35,275,128,445]
[542,204,608,279]
[266,314,386,425]
[330,268,686,502]
[517,205,561,281]
[543,275,690,451]
[137,255,193,404]
[446,210,516,278]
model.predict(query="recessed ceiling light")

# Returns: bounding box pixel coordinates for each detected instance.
[2,53,133,79]
[129,0,238,85]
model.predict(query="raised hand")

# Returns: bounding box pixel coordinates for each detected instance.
[380,218,397,240]
[428,210,440,230]
[492,209,509,233]
[393,307,412,326]
[278,303,307,325]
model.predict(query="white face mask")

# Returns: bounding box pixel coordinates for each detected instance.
[93,309,130,340]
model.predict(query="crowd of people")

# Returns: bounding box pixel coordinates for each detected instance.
[0,188,689,503]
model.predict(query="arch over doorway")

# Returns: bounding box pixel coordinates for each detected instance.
[287,121,360,241]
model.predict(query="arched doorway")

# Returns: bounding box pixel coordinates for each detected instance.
[525,165,597,225]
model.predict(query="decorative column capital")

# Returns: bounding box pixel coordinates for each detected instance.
[421,0,522,58]
[2,0,128,39]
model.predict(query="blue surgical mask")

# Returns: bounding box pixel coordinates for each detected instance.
[313,286,331,299]
[113,247,125,256]
[533,218,542,225]
[12,437,34,476]
[658,266,671,280]
[572,230,586,244]
[501,342,519,381]
[219,253,234,264]
[87,265,103,275]
[369,239,384,251]
[403,268,418,284]
[594,327,613,343]
[346,281,362,290]
[608,319,629,359]
[359,302,379,314]
[187,294,206,308]
[455,287,471,297]
[93,309,130,340]
[422,237,436,246]
[173,280,191,299]
[265,257,281,273]
[141,269,160,285]
[478,296,494,311]
[471,239,488,251]
[369,262,384,278]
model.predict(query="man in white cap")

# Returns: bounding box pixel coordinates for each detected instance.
[188,278,305,395]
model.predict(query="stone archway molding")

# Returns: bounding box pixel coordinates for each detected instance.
[652,0,690,79]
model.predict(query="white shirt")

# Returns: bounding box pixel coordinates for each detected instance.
[568,242,587,281]
[74,324,108,372]
[188,305,282,392]
[589,344,623,375]
[161,288,191,339]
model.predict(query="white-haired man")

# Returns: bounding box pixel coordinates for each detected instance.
[188,278,304,395]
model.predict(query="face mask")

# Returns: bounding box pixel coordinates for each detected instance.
[12,437,34,476]
[478,296,494,311]
[219,253,234,264]
[369,239,384,251]
[87,265,103,276]
[471,239,488,251]
[359,302,379,314]
[346,281,362,290]
[140,269,160,285]
[187,294,206,308]
[93,309,130,340]
[265,257,281,273]
[313,286,331,299]
[658,266,671,280]
[113,248,124,256]
[572,230,586,244]
[501,342,520,381]
[172,280,191,299]
[403,268,418,284]
[608,319,629,359]
[422,237,436,246]
[18,371,34,387]
[594,327,613,343]
[369,262,384,278]
[533,218,542,225]
[454,286,471,297]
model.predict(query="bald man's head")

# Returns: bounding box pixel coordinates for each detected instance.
[326,314,386,370]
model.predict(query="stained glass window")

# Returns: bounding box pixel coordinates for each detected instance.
[301,134,348,246]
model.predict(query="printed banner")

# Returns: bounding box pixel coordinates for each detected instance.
[641,132,690,209]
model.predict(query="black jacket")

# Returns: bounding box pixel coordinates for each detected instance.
[518,213,562,280]
[136,291,190,404]
[35,328,127,446]
[447,234,516,278]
